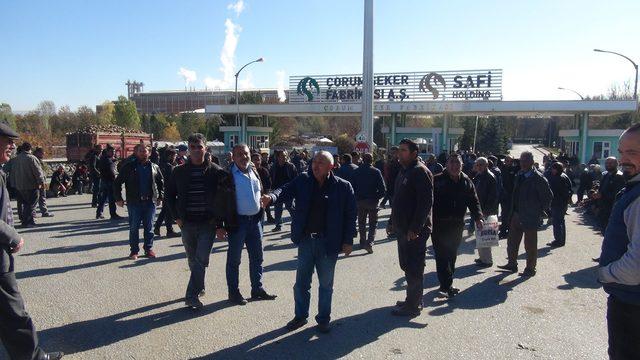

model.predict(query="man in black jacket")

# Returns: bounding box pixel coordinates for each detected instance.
[166,133,225,310]
[351,153,386,253]
[595,157,626,230]
[86,144,102,207]
[114,144,164,260]
[577,163,593,203]
[335,153,358,184]
[0,124,64,360]
[96,145,122,220]
[473,157,498,267]
[547,162,573,248]
[499,155,518,238]
[390,139,433,316]
[154,148,179,237]
[271,150,297,232]
[433,155,483,298]
[252,152,275,223]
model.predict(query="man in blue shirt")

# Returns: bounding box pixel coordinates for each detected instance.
[114,144,164,260]
[219,144,277,305]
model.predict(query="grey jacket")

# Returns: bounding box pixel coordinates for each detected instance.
[8,151,45,191]
[0,170,22,274]
[510,168,553,229]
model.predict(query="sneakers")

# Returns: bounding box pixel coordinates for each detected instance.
[497,264,518,273]
[286,317,308,331]
[185,297,204,310]
[128,252,139,260]
[144,249,156,258]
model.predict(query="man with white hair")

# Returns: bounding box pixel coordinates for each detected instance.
[262,151,356,333]
[473,157,498,267]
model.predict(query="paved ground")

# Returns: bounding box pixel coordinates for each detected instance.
[1,188,608,359]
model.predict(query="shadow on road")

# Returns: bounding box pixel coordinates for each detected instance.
[558,265,601,290]
[193,307,427,359]
[39,299,233,355]
[16,257,129,279]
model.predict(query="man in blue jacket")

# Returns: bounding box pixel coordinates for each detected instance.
[351,153,386,253]
[261,151,356,334]
[598,123,640,359]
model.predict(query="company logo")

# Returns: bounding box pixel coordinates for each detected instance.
[297,77,320,101]
[419,72,446,99]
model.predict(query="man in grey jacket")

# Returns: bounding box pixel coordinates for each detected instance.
[498,151,553,277]
[8,142,45,228]
[0,124,63,359]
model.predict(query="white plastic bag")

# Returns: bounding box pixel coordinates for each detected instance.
[475,215,499,248]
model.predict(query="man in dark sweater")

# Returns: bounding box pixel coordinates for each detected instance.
[546,162,573,248]
[96,145,122,220]
[166,133,225,310]
[335,153,358,184]
[390,139,433,316]
[433,155,483,297]
[154,148,179,237]
[595,157,626,230]
[270,150,297,232]
[598,123,640,359]
[351,153,386,253]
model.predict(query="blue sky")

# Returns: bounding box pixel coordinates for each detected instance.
[1,0,639,111]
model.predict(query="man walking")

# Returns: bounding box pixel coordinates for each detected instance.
[473,157,498,267]
[9,142,45,228]
[498,151,553,277]
[334,153,358,184]
[166,133,224,310]
[218,144,277,305]
[598,123,640,359]
[432,155,483,298]
[351,153,386,253]
[87,144,102,207]
[390,139,433,316]
[33,147,53,218]
[0,124,64,360]
[154,148,180,237]
[261,151,356,333]
[114,144,164,260]
[96,145,122,220]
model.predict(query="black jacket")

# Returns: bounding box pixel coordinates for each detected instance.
[98,154,117,181]
[351,163,386,201]
[113,160,164,204]
[599,170,626,208]
[434,171,482,222]
[335,163,358,184]
[391,159,434,234]
[548,172,573,209]
[0,170,21,274]
[165,160,223,224]
[578,169,594,191]
[473,170,499,216]
[271,162,298,188]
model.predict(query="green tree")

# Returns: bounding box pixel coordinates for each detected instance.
[0,103,17,130]
[35,100,56,131]
[113,96,140,129]
[161,122,181,141]
[477,118,507,154]
[333,134,355,155]
[97,101,115,125]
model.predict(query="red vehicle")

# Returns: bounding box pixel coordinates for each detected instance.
[66,130,153,162]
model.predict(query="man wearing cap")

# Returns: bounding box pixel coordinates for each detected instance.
[8,142,45,228]
[0,124,64,359]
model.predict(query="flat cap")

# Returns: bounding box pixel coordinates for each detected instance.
[0,123,19,139]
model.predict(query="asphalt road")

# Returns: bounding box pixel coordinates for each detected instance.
[1,187,608,360]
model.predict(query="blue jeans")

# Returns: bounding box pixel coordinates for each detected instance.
[551,206,566,244]
[226,214,264,293]
[294,235,338,325]
[181,222,215,299]
[274,201,293,226]
[127,201,156,253]
[96,180,116,217]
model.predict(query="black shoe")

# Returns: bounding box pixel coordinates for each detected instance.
[474,259,493,268]
[272,225,282,232]
[96,214,105,219]
[547,240,565,248]
[44,352,64,360]
[286,317,308,331]
[228,291,247,305]
[439,287,460,298]
[592,257,600,263]
[317,322,331,333]
[521,268,537,277]
[21,222,36,228]
[42,212,54,217]
[153,228,161,236]
[167,231,181,238]
[185,297,204,310]
[111,214,124,220]
[251,289,277,301]
[497,264,518,273]
[365,245,373,254]
[198,290,206,298]
[392,306,421,317]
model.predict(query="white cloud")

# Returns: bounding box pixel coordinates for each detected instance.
[276,70,287,102]
[227,0,245,17]
[177,67,197,86]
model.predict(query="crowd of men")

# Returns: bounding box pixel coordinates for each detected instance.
[1,122,639,359]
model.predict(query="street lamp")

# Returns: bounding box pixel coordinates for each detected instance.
[235,57,264,126]
[557,87,585,100]
[594,49,638,100]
